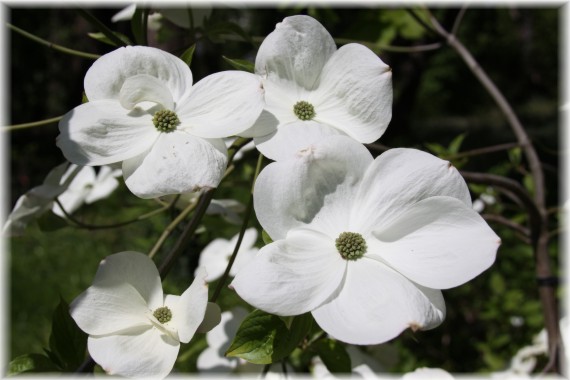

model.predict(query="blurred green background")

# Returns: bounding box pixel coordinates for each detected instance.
[7,5,560,374]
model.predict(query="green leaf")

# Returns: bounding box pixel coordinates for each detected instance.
[523,174,535,196]
[314,338,352,373]
[425,142,446,156]
[261,229,273,245]
[222,56,254,73]
[37,212,68,232]
[448,133,466,154]
[8,353,60,375]
[180,44,196,67]
[131,8,144,45]
[508,147,522,166]
[48,297,88,371]
[87,31,132,47]
[226,310,312,364]
[81,92,89,104]
[205,21,254,45]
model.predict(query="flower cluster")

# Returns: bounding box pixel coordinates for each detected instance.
[39,12,500,379]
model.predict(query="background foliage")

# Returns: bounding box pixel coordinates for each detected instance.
[8,5,560,375]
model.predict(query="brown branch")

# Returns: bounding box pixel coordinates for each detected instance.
[443,142,521,160]
[425,11,559,372]
[158,189,215,279]
[482,214,530,244]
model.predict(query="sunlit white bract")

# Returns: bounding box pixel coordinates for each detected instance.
[70,252,217,378]
[232,136,500,345]
[246,15,392,161]
[57,46,264,198]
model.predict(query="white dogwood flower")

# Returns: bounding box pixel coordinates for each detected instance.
[52,165,121,217]
[232,136,500,345]
[57,46,264,198]
[245,15,392,161]
[196,228,259,282]
[70,251,219,378]
[3,162,78,236]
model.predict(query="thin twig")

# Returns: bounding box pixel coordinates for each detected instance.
[443,142,521,160]
[76,9,128,47]
[55,198,170,230]
[7,23,100,60]
[460,171,540,240]
[482,213,530,244]
[141,8,149,46]
[158,189,215,279]
[333,37,443,53]
[148,199,198,259]
[406,8,439,36]
[2,115,63,131]
[210,153,264,303]
[451,5,468,36]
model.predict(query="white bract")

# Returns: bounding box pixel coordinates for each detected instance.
[246,15,392,161]
[197,228,259,282]
[52,165,121,217]
[232,136,500,345]
[57,46,264,198]
[3,162,78,236]
[70,251,219,378]
[402,368,455,379]
[197,307,249,373]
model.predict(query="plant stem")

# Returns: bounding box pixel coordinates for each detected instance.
[141,8,149,46]
[210,153,264,303]
[482,213,530,243]
[55,198,170,230]
[158,189,216,279]
[442,142,521,160]
[7,23,100,59]
[76,9,128,47]
[2,115,63,131]
[148,199,198,259]
[333,37,443,53]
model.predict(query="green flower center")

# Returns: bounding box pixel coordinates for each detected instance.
[153,109,180,133]
[335,232,367,260]
[153,306,172,324]
[293,100,315,121]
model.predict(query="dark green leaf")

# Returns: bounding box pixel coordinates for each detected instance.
[87,31,132,47]
[48,297,88,371]
[261,229,273,245]
[314,338,351,373]
[226,310,312,364]
[205,21,254,45]
[180,44,196,67]
[508,147,522,166]
[131,8,144,45]
[425,142,446,156]
[448,133,466,154]
[37,212,68,232]
[222,56,254,73]
[8,353,60,375]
